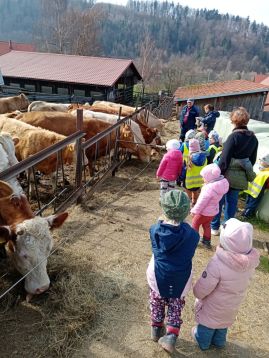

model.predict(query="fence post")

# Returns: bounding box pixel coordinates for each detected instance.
[112,107,122,177]
[75,108,83,203]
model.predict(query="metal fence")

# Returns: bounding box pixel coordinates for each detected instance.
[0,105,154,215]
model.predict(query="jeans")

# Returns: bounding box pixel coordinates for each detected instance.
[194,324,228,350]
[243,186,266,217]
[211,189,239,230]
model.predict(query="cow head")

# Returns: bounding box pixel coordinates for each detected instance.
[18,93,30,110]
[120,124,151,162]
[0,181,68,296]
[0,213,68,296]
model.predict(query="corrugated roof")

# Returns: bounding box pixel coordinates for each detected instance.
[0,50,142,87]
[254,74,269,83]
[174,80,269,101]
[0,41,35,55]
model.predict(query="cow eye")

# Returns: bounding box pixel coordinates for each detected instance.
[23,254,28,259]
[17,228,25,236]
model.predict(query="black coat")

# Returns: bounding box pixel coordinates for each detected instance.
[218,126,258,175]
[179,105,200,131]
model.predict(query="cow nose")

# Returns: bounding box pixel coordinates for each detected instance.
[35,284,49,294]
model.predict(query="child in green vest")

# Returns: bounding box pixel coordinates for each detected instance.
[184,139,207,206]
[208,130,222,164]
[242,154,269,218]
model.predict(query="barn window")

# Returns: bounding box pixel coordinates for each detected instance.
[41,85,53,94]
[24,84,36,91]
[9,82,20,88]
[73,89,85,97]
[57,87,69,95]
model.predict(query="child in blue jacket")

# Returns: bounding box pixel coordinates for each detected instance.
[147,190,199,353]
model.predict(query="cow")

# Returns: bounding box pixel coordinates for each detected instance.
[13,111,153,175]
[28,101,70,112]
[0,180,68,300]
[0,93,29,114]
[90,101,165,133]
[0,132,24,197]
[75,111,161,156]
[0,116,75,175]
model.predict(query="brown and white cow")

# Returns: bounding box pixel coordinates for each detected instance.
[0,115,75,175]
[90,101,166,133]
[0,93,29,114]
[28,101,70,112]
[0,181,68,298]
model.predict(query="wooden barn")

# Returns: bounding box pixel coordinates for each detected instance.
[174,80,269,121]
[0,50,142,104]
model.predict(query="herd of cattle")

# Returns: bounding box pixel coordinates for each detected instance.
[0,93,165,301]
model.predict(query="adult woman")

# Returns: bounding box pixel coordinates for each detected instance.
[211,107,258,235]
[200,104,220,134]
[179,99,200,141]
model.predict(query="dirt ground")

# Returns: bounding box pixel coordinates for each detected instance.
[0,120,269,357]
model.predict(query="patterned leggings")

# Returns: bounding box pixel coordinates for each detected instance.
[149,289,185,336]
[160,179,176,198]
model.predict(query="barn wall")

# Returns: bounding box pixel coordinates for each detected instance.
[177,92,267,121]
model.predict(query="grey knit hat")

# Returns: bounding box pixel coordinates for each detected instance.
[195,132,206,151]
[160,190,190,222]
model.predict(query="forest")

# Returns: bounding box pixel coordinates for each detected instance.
[0,0,269,91]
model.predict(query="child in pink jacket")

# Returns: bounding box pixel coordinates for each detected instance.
[156,139,183,198]
[191,163,229,248]
[192,218,260,350]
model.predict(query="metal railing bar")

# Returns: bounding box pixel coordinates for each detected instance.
[0,131,85,181]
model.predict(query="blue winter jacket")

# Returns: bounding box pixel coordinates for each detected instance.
[179,105,200,131]
[191,152,207,166]
[149,221,199,298]
[201,111,220,133]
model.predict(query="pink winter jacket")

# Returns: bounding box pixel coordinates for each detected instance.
[190,176,229,216]
[193,246,260,329]
[156,149,183,181]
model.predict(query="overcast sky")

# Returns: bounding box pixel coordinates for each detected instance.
[96,0,269,26]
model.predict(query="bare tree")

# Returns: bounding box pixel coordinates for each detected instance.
[136,33,163,88]
[36,0,103,56]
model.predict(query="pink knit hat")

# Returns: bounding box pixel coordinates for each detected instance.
[220,218,253,254]
[200,163,221,182]
[189,138,200,154]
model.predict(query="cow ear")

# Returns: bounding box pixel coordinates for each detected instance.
[0,226,12,244]
[6,240,16,253]
[0,181,13,199]
[12,137,20,145]
[46,212,68,229]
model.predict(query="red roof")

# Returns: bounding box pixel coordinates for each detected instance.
[254,74,269,83]
[0,50,141,87]
[174,80,269,101]
[0,41,35,56]
[260,77,269,111]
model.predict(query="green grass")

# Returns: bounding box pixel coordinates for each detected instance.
[258,255,269,273]
[245,216,269,232]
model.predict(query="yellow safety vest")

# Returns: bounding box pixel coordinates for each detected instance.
[185,158,207,189]
[244,169,269,198]
[209,144,222,154]
[182,143,189,162]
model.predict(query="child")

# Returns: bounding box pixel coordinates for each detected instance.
[191,163,229,248]
[147,190,200,353]
[156,139,183,198]
[192,218,260,351]
[242,153,269,218]
[208,130,222,164]
[195,131,210,155]
[179,129,196,163]
[184,138,207,206]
